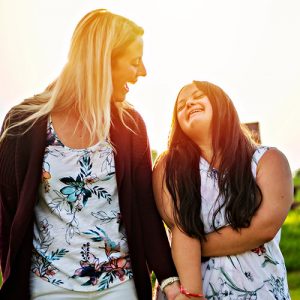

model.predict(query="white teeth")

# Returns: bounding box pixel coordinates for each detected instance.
[189,109,203,116]
[188,108,205,120]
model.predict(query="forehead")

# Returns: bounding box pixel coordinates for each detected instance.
[119,36,144,58]
[178,83,202,101]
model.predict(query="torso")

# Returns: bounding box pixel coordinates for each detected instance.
[200,146,290,299]
[30,117,133,292]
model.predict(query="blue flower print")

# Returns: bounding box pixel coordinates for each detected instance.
[60,174,92,206]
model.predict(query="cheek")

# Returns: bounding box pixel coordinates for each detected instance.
[127,66,138,77]
[177,112,186,127]
[176,114,182,127]
[208,108,213,122]
[177,111,183,121]
[177,115,187,133]
[112,61,127,80]
[115,66,136,83]
[111,67,120,82]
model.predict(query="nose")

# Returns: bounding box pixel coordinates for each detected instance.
[186,97,196,107]
[138,60,147,77]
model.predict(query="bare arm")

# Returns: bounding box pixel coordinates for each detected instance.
[153,158,203,298]
[201,148,293,257]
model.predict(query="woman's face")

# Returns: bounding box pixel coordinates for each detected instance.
[111,36,147,102]
[176,83,213,141]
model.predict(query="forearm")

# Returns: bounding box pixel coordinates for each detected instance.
[202,199,290,257]
[143,207,178,282]
[202,147,293,258]
[202,224,267,257]
[171,226,203,294]
[136,152,177,281]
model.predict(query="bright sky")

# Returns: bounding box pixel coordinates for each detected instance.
[0,0,299,172]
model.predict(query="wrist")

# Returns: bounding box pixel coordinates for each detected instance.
[160,276,180,292]
[180,284,205,299]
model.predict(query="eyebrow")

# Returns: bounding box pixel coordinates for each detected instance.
[132,55,143,61]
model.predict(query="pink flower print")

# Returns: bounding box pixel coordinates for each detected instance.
[251,244,266,256]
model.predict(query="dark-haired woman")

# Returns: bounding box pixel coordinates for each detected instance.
[153,81,293,299]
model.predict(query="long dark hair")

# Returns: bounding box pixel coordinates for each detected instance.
[162,81,262,240]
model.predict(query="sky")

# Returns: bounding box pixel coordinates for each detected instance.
[0,0,299,172]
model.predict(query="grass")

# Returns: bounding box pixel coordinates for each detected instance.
[281,208,300,299]
[281,208,300,271]
[291,290,300,300]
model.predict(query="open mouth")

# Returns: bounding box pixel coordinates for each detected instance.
[189,106,205,118]
[122,79,138,94]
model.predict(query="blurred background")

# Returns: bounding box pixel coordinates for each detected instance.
[0,0,299,296]
[0,0,299,172]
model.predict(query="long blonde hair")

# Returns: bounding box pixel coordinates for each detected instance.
[0,9,144,143]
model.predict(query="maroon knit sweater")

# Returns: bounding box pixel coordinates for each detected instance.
[0,105,177,299]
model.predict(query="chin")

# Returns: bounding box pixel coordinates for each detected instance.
[112,95,126,102]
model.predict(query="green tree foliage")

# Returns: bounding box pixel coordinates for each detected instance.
[294,169,300,202]
[151,149,158,165]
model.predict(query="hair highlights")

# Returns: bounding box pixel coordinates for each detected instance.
[1,9,144,143]
[162,81,261,239]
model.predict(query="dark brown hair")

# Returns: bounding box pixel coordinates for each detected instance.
[162,81,261,240]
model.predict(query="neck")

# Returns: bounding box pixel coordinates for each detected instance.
[199,145,213,163]
[193,133,212,157]
[195,137,219,168]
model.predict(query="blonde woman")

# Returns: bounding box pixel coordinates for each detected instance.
[0,9,179,300]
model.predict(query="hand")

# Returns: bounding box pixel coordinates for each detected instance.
[163,281,180,300]
[174,294,189,300]
[175,294,204,300]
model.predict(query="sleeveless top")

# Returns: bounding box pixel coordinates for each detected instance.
[30,119,132,291]
[201,146,290,299]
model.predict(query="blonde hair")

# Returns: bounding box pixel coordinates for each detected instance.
[1,9,144,143]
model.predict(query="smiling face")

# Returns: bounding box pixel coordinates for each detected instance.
[111,36,146,102]
[176,82,213,143]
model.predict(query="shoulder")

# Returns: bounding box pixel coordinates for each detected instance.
[112,104,146,133]
[254,147,293,211]
[1,100,36,131]
[126,106,143,120]
[256,147,291,180]
[1,106,23,137]
[153,152,167,179]
[123,107,149,145]
[257,147,289,167]
[126,107,146,130]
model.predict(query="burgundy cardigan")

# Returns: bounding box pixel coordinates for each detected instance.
[0,106,177,299]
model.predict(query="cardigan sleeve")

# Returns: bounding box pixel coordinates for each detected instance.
[0,111,18,277]
[0,184,17,274]
[132,112,177,283]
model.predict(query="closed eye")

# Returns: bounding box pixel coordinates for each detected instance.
[177,94,205,111]
[131,58,141,67]
[177,102,186,112]
[193,94,206,100]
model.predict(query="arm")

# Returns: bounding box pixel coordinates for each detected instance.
[201,148,293,257]
[0,112,18,282]
[131,114,179,299]
[153,158,203,299]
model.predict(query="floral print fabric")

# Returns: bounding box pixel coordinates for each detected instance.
[31,119,132,291]
[200,146,290,299]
